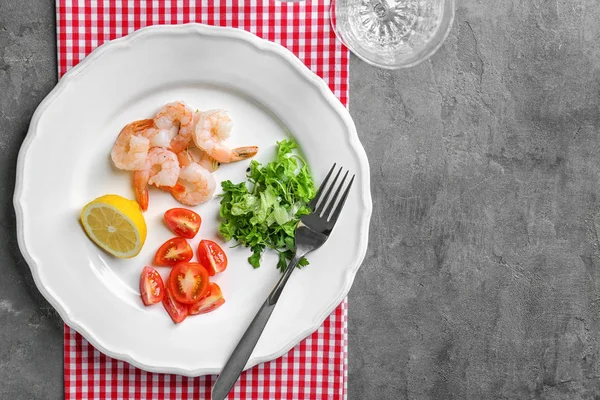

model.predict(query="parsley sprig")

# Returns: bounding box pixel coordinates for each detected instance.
[218,139,316,270]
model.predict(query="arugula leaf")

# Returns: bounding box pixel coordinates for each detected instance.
[248,245,264,269]
[218,139,316,270]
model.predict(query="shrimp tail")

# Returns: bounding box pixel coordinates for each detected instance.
[230,146,259,162]
[168,182,187,195]
[133,170,149,211]
[130,119,156,132]
[169,139,190,154]
[157,182,186,195]
[136,187,149,211]
[177,150,193,167]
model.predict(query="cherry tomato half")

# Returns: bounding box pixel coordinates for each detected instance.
[197,240,228,276]
[154,237,193,267]
[139,266,164,306]
[164,208,201,239]
[188,282,226,315]
[162,286,188,324]
[167,262,210,304]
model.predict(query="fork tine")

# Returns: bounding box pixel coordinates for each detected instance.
[309,163,336,210]
[327,174,355,225]
[315,166,343,215]
[322,170,349,220]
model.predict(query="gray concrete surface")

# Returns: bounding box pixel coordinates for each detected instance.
[1,1,63,400]
[3,0,600,399]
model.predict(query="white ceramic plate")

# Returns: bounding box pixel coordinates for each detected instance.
[14,24,371,376]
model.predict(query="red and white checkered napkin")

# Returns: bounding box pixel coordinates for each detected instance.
[57,1,349,399]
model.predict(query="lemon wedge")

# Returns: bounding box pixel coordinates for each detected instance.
[80,194,147,258]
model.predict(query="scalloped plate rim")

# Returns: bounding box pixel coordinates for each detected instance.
[13,23,372,376]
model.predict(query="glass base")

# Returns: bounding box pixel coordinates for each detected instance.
[331,0,455,69]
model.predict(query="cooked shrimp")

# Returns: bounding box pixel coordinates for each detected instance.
[111,119,154,170]
[177,146,221,172]
[166,163,216,206]
[193,109,258,163]
[142,125,174,149]
[133,147,180,211]
[149,101,195,152]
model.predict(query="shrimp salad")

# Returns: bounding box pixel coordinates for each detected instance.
[111,101,258,210]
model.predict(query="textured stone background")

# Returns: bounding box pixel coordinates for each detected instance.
[3,0,600,399]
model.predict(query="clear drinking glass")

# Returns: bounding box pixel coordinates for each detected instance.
[331,0,455,69]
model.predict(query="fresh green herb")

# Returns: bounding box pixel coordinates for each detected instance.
[218,139,316,270]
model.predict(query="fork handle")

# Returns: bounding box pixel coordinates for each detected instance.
[212,253,305,400]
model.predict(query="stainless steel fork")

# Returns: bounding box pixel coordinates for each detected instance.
[212,163,355,400]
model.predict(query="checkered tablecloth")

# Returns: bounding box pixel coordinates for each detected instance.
[57,1,349,399]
